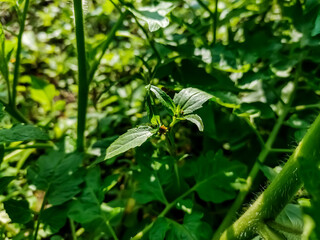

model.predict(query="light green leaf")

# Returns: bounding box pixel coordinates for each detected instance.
[150,85,175,115]
[183,114,204,131]
[105,126,156,159]
[312,13,320,36]
[129,2,175,32]
[0,124,49,143]
[4,199,32,224]
[194,151,247,203]
[0,22,9,82]
[173,88,212,115]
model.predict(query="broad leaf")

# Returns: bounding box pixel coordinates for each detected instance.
[133,165,171,204]
[194,151,247,203]
[105,126,156,159]
[129,2,175,32]
[41,204,69,233]
[149,85,175,115]
[149,217,170,240]
[0,124,49,143]
[173,88,212,115]
[4,199,32,224]
[27,151,84,205]
[183,114,204,131]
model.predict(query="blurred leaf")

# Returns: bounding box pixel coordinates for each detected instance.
[149,217,170,240]
[0,176,15,194]
[103,174,119,193]
[194,151,247,203]
[0,22,9,82]
[0,124,49,143]
[0,144,4,166]
[234,102,275,119]
[129,2,175,32]
[4,199,32,224]
[149,85,175,115]
[105,126,156,159]
[183,114,204,131]
[173,88,212,115]
[30,76,57,112]
[41,204,69,233]
[27,151,84,205]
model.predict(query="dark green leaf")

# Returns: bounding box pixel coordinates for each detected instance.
[105,126,156,159]
[194,151,247,203]
[150,85,175,115]
[4,199,32,224]
[149,217,170,240]
[41,204,69,233]
[0,124,49,143]
[27,151,84,205]
[0,176,15,194]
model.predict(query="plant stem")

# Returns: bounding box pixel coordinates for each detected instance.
[73,0,89,152]
[33,192,47,240]
[88,10,128,84]
[218,113,320,239]
[131,186,196,240]
[11,0,30,106]
[4,142,55,151]
[70,219,77,240]
[213,70,299,240]
[213,0,219,45]
[106,221,119,240]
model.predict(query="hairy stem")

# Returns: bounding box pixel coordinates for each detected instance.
[217,113,320,239]
[73,0,89,152]
[212,68,299,240]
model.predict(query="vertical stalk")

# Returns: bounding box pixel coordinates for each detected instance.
[33,192,47,240]
[11,0,30,106]
[213,0,219,45]
[73,0,89,152]
[70,219,77,240]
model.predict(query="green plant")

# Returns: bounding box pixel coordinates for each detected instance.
[1,0,320,240]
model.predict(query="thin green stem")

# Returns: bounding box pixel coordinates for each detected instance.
[212,68,300,240]
[131,186,196,240]
[243,117,265,148]
[33,192,47,240]
[291,103,320,111]
[4,142,55,151]
[11,0,30,106]
[106,221,119,240]
[88,10,128,84]
[269,148,294,153]
[73,0,89,152]
[213,0,219,45]
[70,219,77,240]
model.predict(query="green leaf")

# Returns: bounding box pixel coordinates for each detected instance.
[149,217,170,240]
[183,114,204,131]
[129,2,175,32]
[194,151,247,203]
[166,212,212,240]
[0,144,4,166]
[0,124,49,143]
[0,176,15,194]
[173,88,212,115]
[133,165,171,204]
[105,125,156,159]
[27,151,84,205]
[149,85,175,115]
[4,199,32,224]
[234,102,275,119]
[311,13,320,36]
[41,204,69,233]
[30,75,57,112]
[0,22,9,82]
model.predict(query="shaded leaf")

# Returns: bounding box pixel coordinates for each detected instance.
[105,126,156,159]
[183,114,204,131]
[27,151,84,205]
[41,204,69,233]
[194,151,247,203]
[0,176,15,194]
[4,199,32,224]
[149,217,170,240]
[0,124,49,143]
[173,88,212,115]
[150,85,175,115]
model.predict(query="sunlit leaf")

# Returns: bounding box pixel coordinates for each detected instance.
[149,85,175,115]
[183,114,204,131]
[105,126,156,159]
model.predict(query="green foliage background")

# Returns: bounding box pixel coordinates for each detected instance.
[1,0,320,239]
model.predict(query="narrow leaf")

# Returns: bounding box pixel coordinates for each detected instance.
[184,114,204,131]
[105,126,156,159]
[173,88,212,115]
[150,85,175,115]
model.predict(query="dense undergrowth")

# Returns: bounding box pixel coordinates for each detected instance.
[1,0,320,239]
